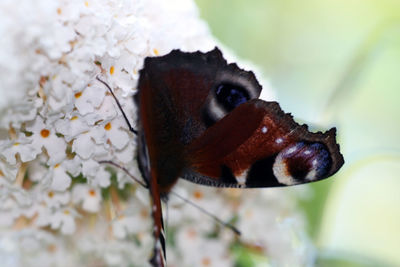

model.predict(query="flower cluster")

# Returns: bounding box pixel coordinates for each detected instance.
[0,0,314,266]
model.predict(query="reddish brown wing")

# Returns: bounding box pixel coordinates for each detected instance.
[182,99,344,188]
[136,48,344,267]
[136,48,262,194]
[135,48,262,266]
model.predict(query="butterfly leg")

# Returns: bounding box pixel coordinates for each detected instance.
[96,76,138,135]
[97,160,147,188]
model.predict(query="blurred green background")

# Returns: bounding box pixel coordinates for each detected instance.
[195,0,400,266]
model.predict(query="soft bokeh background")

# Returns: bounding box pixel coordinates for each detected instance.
[195,0,400,266]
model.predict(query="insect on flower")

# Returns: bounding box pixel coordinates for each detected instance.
[98,47,344,267]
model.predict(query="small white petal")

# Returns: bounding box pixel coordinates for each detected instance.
[81,159,100,178]
[93,167,111,188]
[75,84,106,115]
[50,166,71,191]
[72,133,95,159]
[43,135,67,165]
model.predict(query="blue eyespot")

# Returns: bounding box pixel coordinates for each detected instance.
[215,83,250,111]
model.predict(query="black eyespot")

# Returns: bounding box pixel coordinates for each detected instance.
[215,83,250,111]
[285,142,332,180]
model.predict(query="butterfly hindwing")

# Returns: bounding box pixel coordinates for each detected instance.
[183,99,344,188]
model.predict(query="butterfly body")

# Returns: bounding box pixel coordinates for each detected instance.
[134,48,344,266]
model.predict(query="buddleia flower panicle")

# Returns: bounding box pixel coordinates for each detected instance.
[0,0,313,266]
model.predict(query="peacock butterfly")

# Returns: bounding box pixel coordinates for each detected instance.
[131,47,344,266]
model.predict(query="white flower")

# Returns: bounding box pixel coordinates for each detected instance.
[50,208,77,235]
[72,131,99,160]
[0,183,32,227]
[102,118,130,150]
[74,82,107,116]
[113,141,137,164]
[173,224,234,267]
[29,157,78,191]
[42,190,70,209]
[33,204,77,235]
[54,113,91,142]
[1,137,39,165]
[49,164,72,191]
[112,215,140,239]
[111,194,152,239]
[29,160,72,191]
[0,157,19,182]
[0,179,32,208]
[25,116,67,165]
[60,156,82,177]
[81,159,101,178]
[72,184,101,213]
[80,84,122,125]
[93,167,112,188]
[236,189,314,266]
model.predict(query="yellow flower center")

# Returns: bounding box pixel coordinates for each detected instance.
[40,129,50,138]
[193,190,203,200]
[201,257,211,266]
[74,92,82,99]
[104,122,112,131]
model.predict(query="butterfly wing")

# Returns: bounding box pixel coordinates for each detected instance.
[136,47,263,266]
[136,48,262,193]
[136,48,344,267]
[182,99,344,188]
[137,47,344,191]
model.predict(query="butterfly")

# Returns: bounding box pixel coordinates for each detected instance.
[119,47,344,266]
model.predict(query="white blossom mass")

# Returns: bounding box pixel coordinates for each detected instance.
[0,0,314,266]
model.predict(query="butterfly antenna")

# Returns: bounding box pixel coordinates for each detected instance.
[169,191,241,236]
[96,76,138,135]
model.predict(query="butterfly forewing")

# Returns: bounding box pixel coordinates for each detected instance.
[136,48,263,194]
